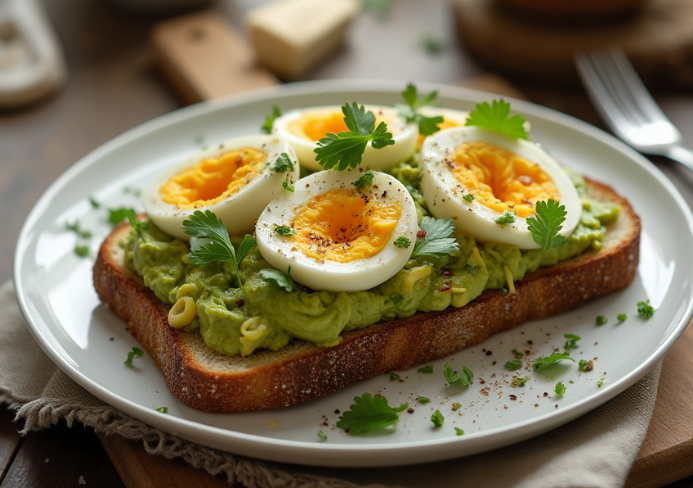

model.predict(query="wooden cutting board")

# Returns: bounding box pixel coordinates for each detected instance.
[97,12,693,487]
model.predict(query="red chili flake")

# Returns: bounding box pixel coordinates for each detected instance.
[236,299,245,307]
[417,230,426,238]
[443,269,454,276]
[440,285,452,292]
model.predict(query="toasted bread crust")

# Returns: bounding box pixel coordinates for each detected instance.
[93,179,640,412]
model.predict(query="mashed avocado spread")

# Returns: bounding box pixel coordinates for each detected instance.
[123,167,619,357]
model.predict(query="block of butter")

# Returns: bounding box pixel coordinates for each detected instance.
[246,0,359,79]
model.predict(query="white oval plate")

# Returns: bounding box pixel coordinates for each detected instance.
[14,80,693,468]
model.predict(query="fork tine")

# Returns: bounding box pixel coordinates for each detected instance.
[575,51,632,137]
[604,46,670,123]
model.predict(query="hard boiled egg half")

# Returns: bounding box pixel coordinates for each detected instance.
[143,135,299,240]
[419,126,581,249]
[255,170,418,292]
[272,105,418,172]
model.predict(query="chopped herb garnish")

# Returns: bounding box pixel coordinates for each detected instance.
[465,99,529,140]
[418,365,433,374]
[396,83,443,136]
[512,376,530,387]
[455,427,465,436]
[596,315,607,326]
[617,313,627,322]
[74,245,90,257]
[392,295,404,307]
[451,403,461,411]
[108,207,137,226]
[336,393,408,435]
[360,0,392,19]
[353,170,374,190]
[443,362,473,386]
[505,360,522,371]
[564,333,581,350]
[417,396,431,404]
[124,347,144,365]
[533,352,573,371]
[462,194,474,202]
[259,265,295,292]
[495,211,515,225]
[412,217,458,259]
[555,382,566,397]
[597,378,605,388]
[282,181,295,192]
[394,236,411,249]
[261,105,281,134]
[183,210,256,286]
[318,430,327,441]
[314,102,394,170]
[431,410,444,427]
[89,197,100,208]
[272,152,294,173]
[127,212,145,239]
[637,300,656,319]
[512,348,523,359]
[419,33,446,54]
[579,359,594,371]
[527,199,567,253]
[274,225,295,237]
[155,406,168,413]
[500,284,508,296]
[389,372,400,381]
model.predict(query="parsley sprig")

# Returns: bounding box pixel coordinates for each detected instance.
[183,210,256,286]
[337,393,408,435]
[412,217,459,259]
[465,99,529,140]
[259,265,295,292]
[314,103,394,170]
[396,83,443,136]
[443,362,473,386]
[533,352,574,371]
[527,199,567,253]
[261,105,281,134]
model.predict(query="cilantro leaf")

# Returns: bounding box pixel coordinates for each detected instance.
[465,99,529,140]
[156,406,168,413]
[431,410,444,427]
[183,210,256,286]
[418,365,433,374]
[527,199,567,253]
[89,197,100,208]
[533,352,574,371]
[318,430,327,441]
[337,393,408,435]
[596,315,607,326]
[261,105,281,134]
[124,347,144,366]
[272,152,295,173]
[74,245,90,257]
[495,211,516,225]
[66,221,92,239]
[443,362,473,386]
[512,348,523,359]
[455,427,465,436]
[275,225,295,237]
[637,300,656,318]
[564,333,581,350]
[353,170,374,190]
[555,381,566,397]
[259,265,295,292]
[617,313,627,322]
[343,102,375,135]
[394,236,411,248]
[412,217,459,259]
[396,83,443,136]
[512,376,529,387]
[505,360,522,371]
[417,396,431,404]
[108,207,136,226]
[462,193,474,202]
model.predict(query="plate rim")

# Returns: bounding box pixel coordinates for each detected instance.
[13,79,693,467]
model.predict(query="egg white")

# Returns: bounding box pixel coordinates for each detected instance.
[255,169,418,292]
[419,126,581,249]
[272,105,418,172]
[143,135,299,241]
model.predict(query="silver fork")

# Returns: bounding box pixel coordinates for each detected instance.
[575,46,693,171]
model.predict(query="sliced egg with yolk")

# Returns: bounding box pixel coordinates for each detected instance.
[419,126,581,249]
[416,106,469,149]
[272,105,418,172]
[255,169,418,292]
[143,135,299,240]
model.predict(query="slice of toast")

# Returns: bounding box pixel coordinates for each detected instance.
[93,178,640,412]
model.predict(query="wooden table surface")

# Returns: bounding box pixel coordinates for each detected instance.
[2,0,693,486]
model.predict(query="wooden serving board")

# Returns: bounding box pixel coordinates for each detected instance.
[96,12,693,487]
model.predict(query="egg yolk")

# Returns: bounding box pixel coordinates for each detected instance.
[288,109,396,142]
[449,141,559,217]
[416,117,463,149]
[159,147,267,209]
[290,189,401,263]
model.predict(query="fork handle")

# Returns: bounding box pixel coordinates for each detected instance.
[666,146,693,172]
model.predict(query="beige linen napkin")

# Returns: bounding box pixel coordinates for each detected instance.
[0,280,660,488]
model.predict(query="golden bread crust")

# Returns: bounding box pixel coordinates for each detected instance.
[93,178,640,412]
